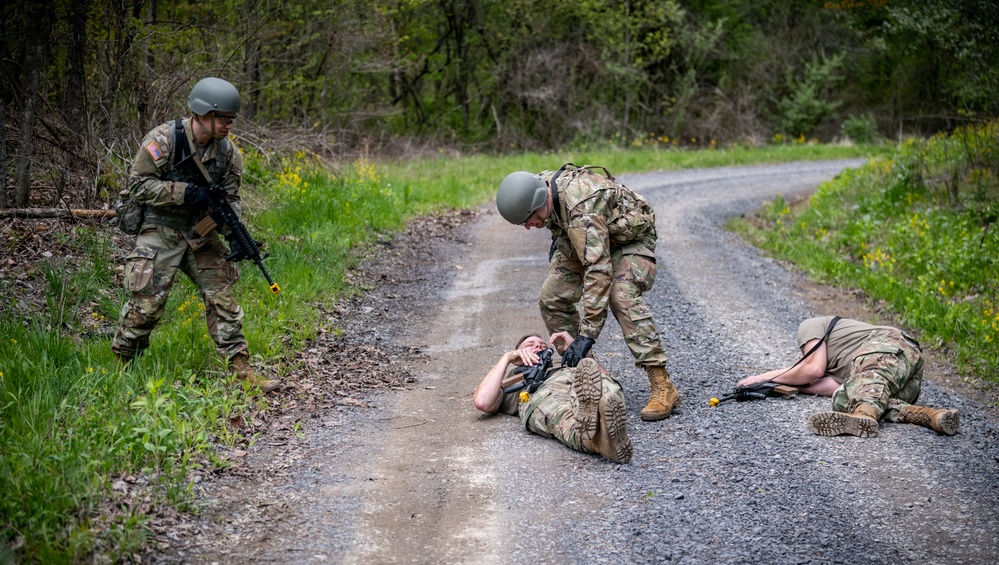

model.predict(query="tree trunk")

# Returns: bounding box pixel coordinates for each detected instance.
[0,208,117,219]
[0,6,7,209]
[14,0,55,208]
[243,0,262,120]
[137,0,158,128]
[66,0,92,208]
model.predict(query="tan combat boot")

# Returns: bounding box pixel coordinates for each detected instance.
[897,405,959,435]
[640,366,681,421]
[229,353,281,394]
[583,389,633,464]
[808,403,881,438]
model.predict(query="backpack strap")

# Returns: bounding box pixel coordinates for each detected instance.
[171,118,220,184]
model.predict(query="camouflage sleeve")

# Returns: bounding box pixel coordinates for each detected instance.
[566,201,613,339]
[128,125,188,207]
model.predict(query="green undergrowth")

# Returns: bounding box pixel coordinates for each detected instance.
[732,120,999,382]
[0,140,884,562]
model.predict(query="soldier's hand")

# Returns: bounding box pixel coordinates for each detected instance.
[507,348,540,367]
[549,331,574,353]
[561,336,595,368]
[207,182,228,200]
[183,183,211,207]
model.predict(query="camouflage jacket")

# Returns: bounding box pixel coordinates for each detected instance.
[540,164,657,337]
[128,117,244,233]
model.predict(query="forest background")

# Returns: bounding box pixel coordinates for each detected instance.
[2,0,998,208]
[1,0,998,562]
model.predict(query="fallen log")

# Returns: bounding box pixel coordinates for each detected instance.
[0,208,116,219]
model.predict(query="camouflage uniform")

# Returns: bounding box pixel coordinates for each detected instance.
[112,117,248,360]
[538,165,666,368]
[498,363,626,455]
[798,316,923,421]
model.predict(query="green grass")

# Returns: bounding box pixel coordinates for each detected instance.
[0,140,886,562]
[732,120,999,380]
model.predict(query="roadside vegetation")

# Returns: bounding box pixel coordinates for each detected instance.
[1,142,879,562]
[732,120,999,382]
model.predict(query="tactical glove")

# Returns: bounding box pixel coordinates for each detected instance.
[183,183,211,207]
[561,336,595,368]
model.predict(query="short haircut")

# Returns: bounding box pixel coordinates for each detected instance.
[514,333,545,350]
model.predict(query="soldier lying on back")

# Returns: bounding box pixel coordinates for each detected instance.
[473,331,632,463]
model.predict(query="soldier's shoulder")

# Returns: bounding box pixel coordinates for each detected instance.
[224,139,244,170]
[134,122,177,170]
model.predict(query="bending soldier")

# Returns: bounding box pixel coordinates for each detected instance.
[473,332,633,463]
[112,77,280,393]
[495,165,679,421]
[737,316,959,437]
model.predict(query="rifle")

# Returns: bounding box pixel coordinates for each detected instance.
[710,316,841,407]
[708,382,798,407]
[195,183,281,294]
[501,348,555,399]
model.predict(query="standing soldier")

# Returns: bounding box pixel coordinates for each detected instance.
[495,164,679,421]
[112,77,280,393]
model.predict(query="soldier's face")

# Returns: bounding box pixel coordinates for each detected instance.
[521,198,550,230]
[210,112,236,139]
[517,335,547,353]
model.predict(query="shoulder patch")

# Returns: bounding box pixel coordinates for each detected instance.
[144,141,163,161]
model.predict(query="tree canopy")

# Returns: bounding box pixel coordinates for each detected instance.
[2,0,997,207]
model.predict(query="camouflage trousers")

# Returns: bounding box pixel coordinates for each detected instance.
[539,248,667,367]
[830,329,923,422]
[518,369,625,455]
[112,224,247,359]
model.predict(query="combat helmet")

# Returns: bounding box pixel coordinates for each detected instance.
[496,171,548,224]
[188,77,241,116]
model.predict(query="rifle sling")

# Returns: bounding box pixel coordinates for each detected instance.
[794,316,841,369]
[172,118,218,185]
[765,316,841,384]
[547,164,570,261]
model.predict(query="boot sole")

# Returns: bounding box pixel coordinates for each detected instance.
[602,393,633,464]
[808,411,879,438]
[572,359,601,441]
[935,410,959,435]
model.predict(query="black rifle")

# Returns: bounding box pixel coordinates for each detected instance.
[202,183,281,294]
[709,382,798,407]
[501,348,555,395]
[711,316,840,407]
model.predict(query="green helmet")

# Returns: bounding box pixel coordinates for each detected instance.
[496,171,548,224]
[188,77,241,116]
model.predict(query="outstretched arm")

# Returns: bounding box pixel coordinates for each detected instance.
[736,339,835,394]
[473,348,540,413]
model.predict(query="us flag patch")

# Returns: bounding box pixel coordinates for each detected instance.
[144,141,163,160]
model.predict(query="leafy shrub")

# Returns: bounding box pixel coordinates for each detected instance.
[841,114,881,144]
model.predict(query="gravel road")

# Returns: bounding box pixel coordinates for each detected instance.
[179,160,999,564]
